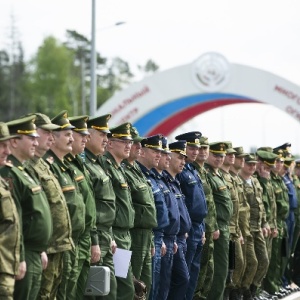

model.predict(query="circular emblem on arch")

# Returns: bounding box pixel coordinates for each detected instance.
[192,52,230,92]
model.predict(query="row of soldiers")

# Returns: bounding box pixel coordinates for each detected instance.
[0,109,300,300]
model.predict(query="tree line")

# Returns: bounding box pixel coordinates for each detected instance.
[0,29,159,121]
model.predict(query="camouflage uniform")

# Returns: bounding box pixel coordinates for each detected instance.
[0,176,20,300]
[26,156,73,300]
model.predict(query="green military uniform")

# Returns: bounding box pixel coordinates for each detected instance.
[205,142,233,300]
[292,161,300,254]
[220,145,244,299]
[255,149,278,261]
[0,116,53,300]
[0,122,20,300]
[192,136,217,300]
[24,113,74,300]
[230,147,256,299]
[264,154,289,295]
[44,111,86,300]
[100,123,135,300]
[239,154,269,297]
[122,127,157,298]
[68,115,98,299]
[84,114,117,300]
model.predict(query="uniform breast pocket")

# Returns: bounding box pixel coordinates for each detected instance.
[0,191,15,222]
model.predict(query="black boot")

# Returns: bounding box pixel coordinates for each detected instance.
[229,288,241,300]
[243,288,253,300]
[250,284,258,298]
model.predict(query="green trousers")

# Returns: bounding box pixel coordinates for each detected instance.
[14,250,42,300]
[130,228,152,299]
[0,273,15,300]
[207,229,230,300]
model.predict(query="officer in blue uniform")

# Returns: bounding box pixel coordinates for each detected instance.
[164,140,192,300]
[174,131,208,300]
[136,134,169,300]
[152,137,180,300]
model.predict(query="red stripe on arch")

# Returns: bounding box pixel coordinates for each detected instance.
[147,98,258,136]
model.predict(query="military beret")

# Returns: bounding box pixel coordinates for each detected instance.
[26,113,60,131]
[200,136,209,146]
[69,115,89,135]
[0,122,18,141]
[130,126,144,143]
[51,110,75,131]
[87,114,111,133]
[161,136,171,154]
[108,122,132,140]
[141,134,163,150]
[233,146,247,157]
[244,154,257,163]
[175,131,201,147]
[209,142,228,156]
[169,140,187,157]
[7,115,39,137]
[256,150,278,166]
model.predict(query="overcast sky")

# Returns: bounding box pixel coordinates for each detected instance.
[1,0,300,153]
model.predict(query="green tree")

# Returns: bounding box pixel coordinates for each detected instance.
[28,36,77,117]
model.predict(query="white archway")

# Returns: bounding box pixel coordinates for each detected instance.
[99,52,300,137]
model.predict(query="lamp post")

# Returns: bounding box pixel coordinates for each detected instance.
[89,0,126,116]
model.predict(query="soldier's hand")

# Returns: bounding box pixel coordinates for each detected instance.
[202,232,206,245]
[240,235,244,245]
[161,242,167,257]
[213,230,220,240]
[16,261,26,280]
[173,242,178,254]
[111,240,117,254]
[41,252,48,270]
[272,228,278,238]
[151,247,155,257]
[91,245,101,263]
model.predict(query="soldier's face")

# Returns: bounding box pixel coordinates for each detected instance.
[141,148,161,169]
[207,153,225,169]
[129,142,142,161]
[197,146,209,162]
[186,145,199,162]
[242,162,257,175]
[169,153,186,174]
[0,140,11,166]
[234,157,245,170]
[157,152,171,171]
[224,153,235,166]
[52,130,74,156]
[72,131,88,155]
[87,130,108,155]
[36,128,54,156]
[12,135,39,161]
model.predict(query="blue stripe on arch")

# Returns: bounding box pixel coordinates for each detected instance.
[134,93,251,136]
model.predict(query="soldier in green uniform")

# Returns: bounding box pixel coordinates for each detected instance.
[25,113,74,300]
[264,149,290,298]
[193,136,217,300]
[122,126,157,299]
[68,115,100,299]
[239,154,269,299]
[205,142,233,300]
[0,116,53,300]
[44,111,86,300]
[220,143,244,300]
[0,122,20,300]
[84,114,117,300]
[229,147,256,300]
[100,123,135,300]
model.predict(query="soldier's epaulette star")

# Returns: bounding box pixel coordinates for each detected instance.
[60,166,66,172]
[46,157,54,164]
[66,156,72,161]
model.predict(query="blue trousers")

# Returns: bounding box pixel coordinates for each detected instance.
[157,235,176,300]
[167,237,189,300]
[149,233,163,300]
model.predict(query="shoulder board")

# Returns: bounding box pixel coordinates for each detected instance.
[62,186,76,192]
[46,157,54,164]
[31,186,42,193]
[75,175,84,182]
